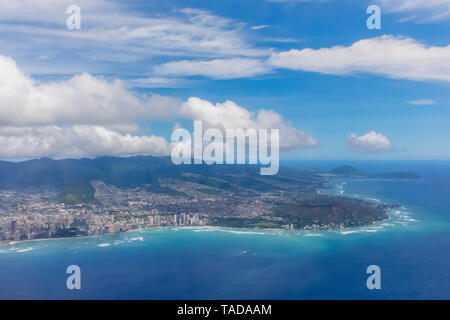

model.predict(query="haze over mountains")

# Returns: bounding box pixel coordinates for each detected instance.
[0,156,307,203]
[0,157,420,205]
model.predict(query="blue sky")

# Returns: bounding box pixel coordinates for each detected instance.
[0,0,449,160]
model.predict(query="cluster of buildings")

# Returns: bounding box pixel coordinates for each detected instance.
[0,186,208,242]
[0,177,302,243]
[0,209,111,241]
[0,208,207,242]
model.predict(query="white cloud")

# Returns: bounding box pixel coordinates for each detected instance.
[126,77,187,88]
[348,131,392,153]
[0,125,171,159]
[262,37,301,43]
[0,54,314,159]
[0,2,269,78]
[379,0,450,22]
[180,97,318,150]
[0,55,181,127]
[251,25,271,30]
[408,99,437,105]
[268,35,450,82]
[0,54,178,159]
[156,58,270,79]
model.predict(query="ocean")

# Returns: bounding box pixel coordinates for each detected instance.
[1,161,449,299]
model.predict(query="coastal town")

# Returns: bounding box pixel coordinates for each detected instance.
[0,184,209,242]
[0,159,395,244]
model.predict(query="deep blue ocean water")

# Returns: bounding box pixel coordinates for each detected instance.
[1,161,449,299]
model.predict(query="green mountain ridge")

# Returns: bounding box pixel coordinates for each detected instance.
[0,156,302,203]
[0,157,403,231]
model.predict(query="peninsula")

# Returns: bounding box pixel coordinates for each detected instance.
[0,157,409,242]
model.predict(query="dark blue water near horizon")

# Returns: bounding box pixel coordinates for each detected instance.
[1,161,449,299]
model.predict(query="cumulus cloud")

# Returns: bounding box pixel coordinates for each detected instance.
[379,0,450,22]
[268,35,450,82]
[179,97,318,150]
[155,58,270,79]
[408,99,436,105]
[0,125,171,159]
[0,55,181,127]
[0,54,315,159]
[348,131,393,153]
[0,54,178,159]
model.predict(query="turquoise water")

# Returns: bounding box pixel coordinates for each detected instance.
[1,161,449,299]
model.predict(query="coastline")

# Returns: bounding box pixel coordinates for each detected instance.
[1,179,400,248]
[0,212,393,248]
[1,225,280,247]
[1,162,444,300]
[1,175,406,248]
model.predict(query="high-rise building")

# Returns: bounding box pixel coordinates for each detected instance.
[154,215,161,226]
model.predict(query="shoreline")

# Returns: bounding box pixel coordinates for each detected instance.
[1,225,169,247]
[1,180,400,248]
[1,214,394,248]
[1,225,282,247]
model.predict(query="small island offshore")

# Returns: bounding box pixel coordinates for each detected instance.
[0,157,420,244]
